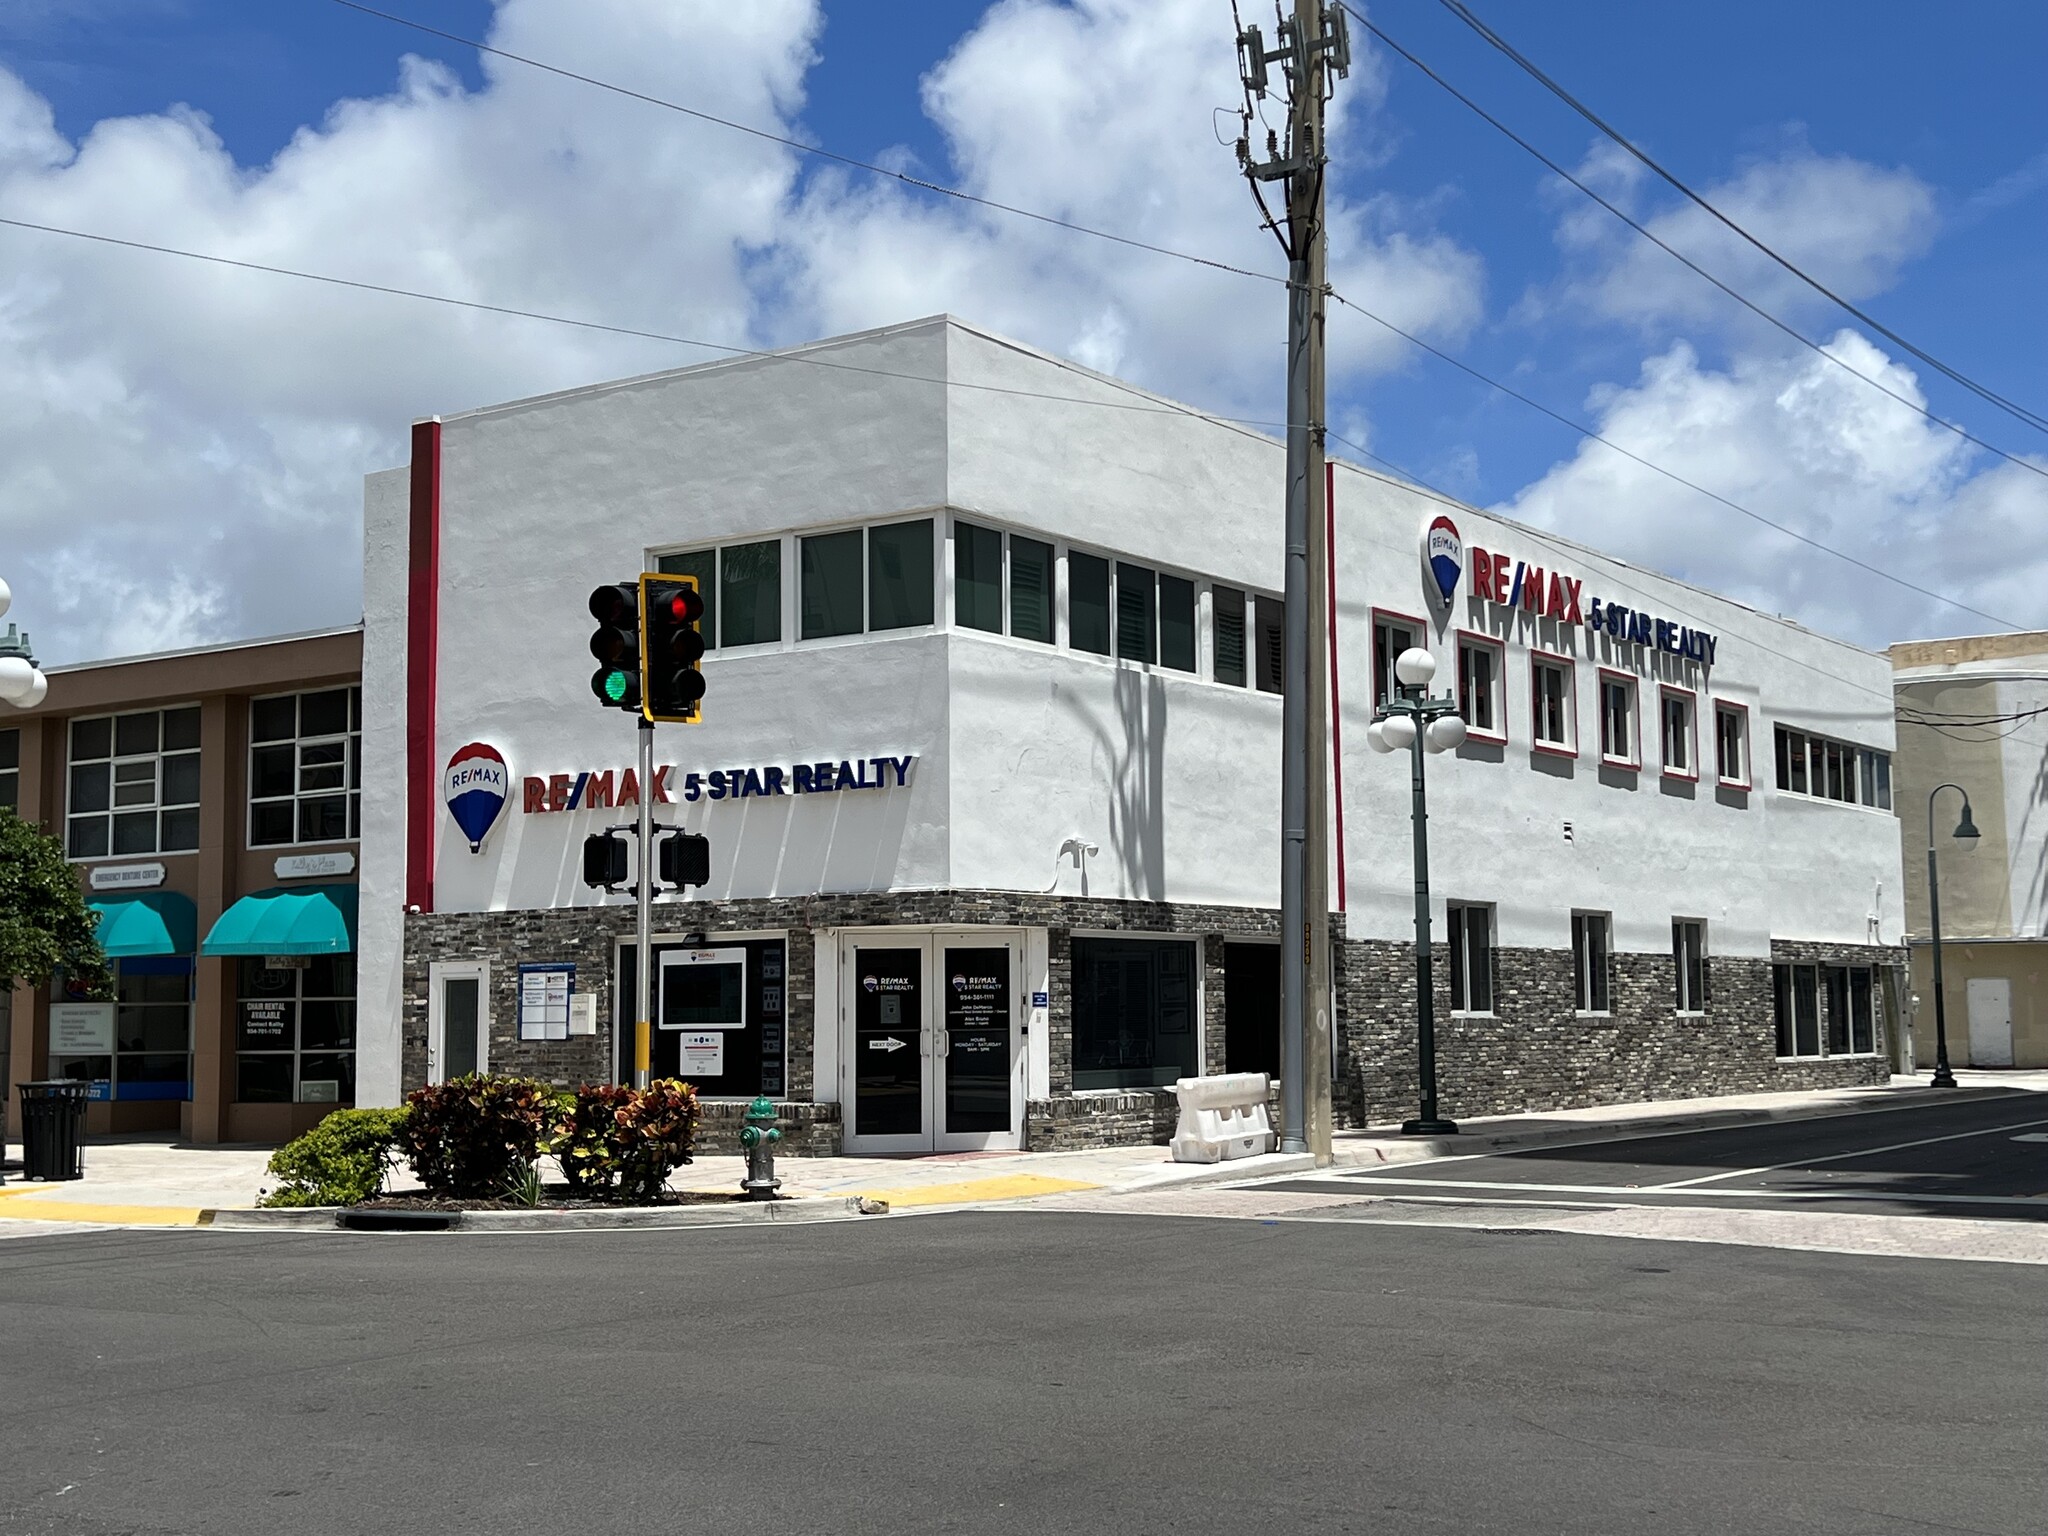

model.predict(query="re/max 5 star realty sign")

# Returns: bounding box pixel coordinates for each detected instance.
[522,753,917,813]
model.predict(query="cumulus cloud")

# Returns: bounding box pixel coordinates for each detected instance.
[0,0,1486,664]
[1495,330,2048,647]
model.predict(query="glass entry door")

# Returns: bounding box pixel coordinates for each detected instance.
[843,933,1023,1153]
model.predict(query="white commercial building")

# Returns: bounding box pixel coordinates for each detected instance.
[356,316,1905,1153]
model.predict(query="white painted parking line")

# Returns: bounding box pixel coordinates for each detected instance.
[1648,1115,2048,1190]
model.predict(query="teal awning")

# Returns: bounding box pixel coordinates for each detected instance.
[200,885,358,957]
[89,892,198,957]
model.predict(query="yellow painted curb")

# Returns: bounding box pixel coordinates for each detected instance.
[0,1198,203,1226]
[850,1173,1099,1208]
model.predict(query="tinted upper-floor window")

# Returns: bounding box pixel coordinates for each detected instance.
[69,707,200,859]
[250,688,361,847]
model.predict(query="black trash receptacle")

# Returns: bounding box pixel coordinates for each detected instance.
[18,1081,90,1182]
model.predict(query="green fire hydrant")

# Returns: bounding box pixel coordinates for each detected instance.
[739,1095,782,1201]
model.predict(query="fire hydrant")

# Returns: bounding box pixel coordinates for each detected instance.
[739,1094,782,1200]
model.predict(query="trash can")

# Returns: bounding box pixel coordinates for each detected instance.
[17,1081,90,1182]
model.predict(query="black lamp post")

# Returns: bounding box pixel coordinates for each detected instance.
[1925,782,1979,1090]
[1368,646,1465,1135]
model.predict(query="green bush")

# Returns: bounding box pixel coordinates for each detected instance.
[550,1078,700,1202]
[258,1107,411,1208]
[400,1075,554,1199]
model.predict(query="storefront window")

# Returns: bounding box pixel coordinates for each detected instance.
[1572,912,1610,1014]
[1009,536,1055,644]
[52,958,193,1101]
[235,956,356,1104]
[955,521,1003,633]
[1673,920,1708,1013]
[1448,903,1494,1014]
[868,519,934,631]
[1071,937,1198,1090]
[249,688,361,847]
[1774,963,1873,1058]
[68,707,201,859]
[1069,553,1111,655]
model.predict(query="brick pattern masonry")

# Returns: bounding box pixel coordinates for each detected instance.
[404,895,1899,1150]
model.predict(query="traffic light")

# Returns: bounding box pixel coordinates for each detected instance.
[639,573,706,724]
[657,830,711,890]
[587,582,642,711]
[581,831,629,890]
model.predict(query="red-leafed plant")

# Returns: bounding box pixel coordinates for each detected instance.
[400,1074,553,1199]
[550,1078,700,1202]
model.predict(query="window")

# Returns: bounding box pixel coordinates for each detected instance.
[249,688,361,848]
[1158,575,1196,672]
[1572,912,1611,1013]
[1071,937,1199,1090]
[1773,726,1890,808]
[868,519,934,631]
[1715,702,1750,788]
[955,521,1003,633]
[799,529,864,639]
[0,726,17,812]
[1598,671,1637,767]
[1255,596,1284,695]
[1213,586,1247,685]
[51,957,194,1101]
[68,707,201,859]
[621,937,787,1096]
[1660,689,1696,778]
[1531,654,1574,753]
[1069,552,1111,655]
[1009,535,1055,644]
[657,540,783,649]
[1456,635,1504,740]
[1373,614,1421,707]
[1774,962,1876,1058]
[1448,902,1494,1014]
[1115,562,1157,664]
[1673,920,1707,1013]
[235,955,356,1104]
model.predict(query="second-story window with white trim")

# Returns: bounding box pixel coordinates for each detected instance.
[250,688,361,847]
[1661,690,1696,777]
[68,708,201,859]
[1599,673,1637,767]
[1715,703,1749,787]
[1457,635,1503,740]
[1532,656,1574,752]
[656,539,782,648]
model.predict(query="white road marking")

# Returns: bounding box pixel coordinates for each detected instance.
[1273,1175,2048,1209]
[1648,1114,2048,1189]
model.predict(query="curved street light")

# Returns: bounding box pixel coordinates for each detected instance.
[1924,782,1980,1089]
[0,575,50,710]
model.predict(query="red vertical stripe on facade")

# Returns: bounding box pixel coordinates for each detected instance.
[405,419,443,913]
[1326,461,1347,912]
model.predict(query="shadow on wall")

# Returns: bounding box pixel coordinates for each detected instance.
[1057,663,1167,900]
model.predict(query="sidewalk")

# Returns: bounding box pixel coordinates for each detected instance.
[3,1069,2041,1230]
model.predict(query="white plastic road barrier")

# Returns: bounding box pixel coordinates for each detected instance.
[1170,1072,1276,1163]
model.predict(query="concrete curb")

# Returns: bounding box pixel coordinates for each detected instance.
[203,1196,871,1231]
[1102,1087,2026,1196]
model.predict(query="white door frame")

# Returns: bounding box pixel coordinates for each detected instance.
[427,960,490,1085]
[840,929,1026,1154]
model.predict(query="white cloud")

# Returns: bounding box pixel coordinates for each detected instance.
[1496,331,2048,647]
[0,0,1486,664]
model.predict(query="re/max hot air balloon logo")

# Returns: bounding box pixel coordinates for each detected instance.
[444,743,509,852]
[1424,515,1462,609]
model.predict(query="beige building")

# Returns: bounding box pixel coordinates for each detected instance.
[1889,632,2048,1069]
[3,627,362,1144]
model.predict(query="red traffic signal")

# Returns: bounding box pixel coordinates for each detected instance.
[639,573,706,724]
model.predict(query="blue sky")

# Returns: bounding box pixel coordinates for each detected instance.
[1,0,2044,661]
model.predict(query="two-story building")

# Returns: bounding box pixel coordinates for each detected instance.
[349,315,1906,1154]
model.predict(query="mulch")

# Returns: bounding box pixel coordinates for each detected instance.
[357,1188,755,1213]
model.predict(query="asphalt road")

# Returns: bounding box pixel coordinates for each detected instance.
[1266,1091,2048,1220]
[3,1207,2044,1535]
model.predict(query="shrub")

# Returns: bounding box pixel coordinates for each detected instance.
[550,1078,700,1202]
[258,1107,411,1208]
[400,1075,554,1199]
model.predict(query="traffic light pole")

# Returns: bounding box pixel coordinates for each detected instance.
[633,715,654,1090]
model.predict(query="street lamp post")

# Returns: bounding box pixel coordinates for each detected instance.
[0,575,51,711]
[1924,782,1980,1090]
[1367,647,1466,1135]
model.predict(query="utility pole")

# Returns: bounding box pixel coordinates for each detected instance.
[1238,2,1348,1162]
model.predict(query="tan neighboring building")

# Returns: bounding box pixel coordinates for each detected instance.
[1889,632,2048,1069]
[3,627,362,1144]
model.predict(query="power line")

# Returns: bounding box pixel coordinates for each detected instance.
[0,214,1292,432]
[1341,3,2048,482]
[324,0,1284,291]
[1434,0,2048,439]
[1324,288,2027,631]
[1,204,2021,639]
